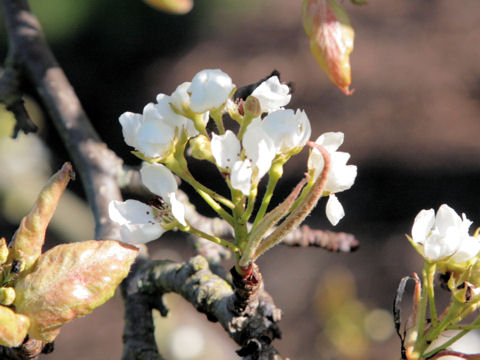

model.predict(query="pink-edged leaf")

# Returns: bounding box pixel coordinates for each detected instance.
[14,240,138,342]
[302,0,355,95]
[8,163,74,273]
[0,305,30,347]
[143,0,193,14]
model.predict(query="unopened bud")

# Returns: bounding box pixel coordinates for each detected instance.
[143,0,193,14]
[189,135,212,161]
[0,238,8,265]
[0,287,15,306]
[302,0,354,95]
[243,96,262,119]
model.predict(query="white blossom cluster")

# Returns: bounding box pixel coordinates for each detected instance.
[411,204,480,264]
[109,69,357,245]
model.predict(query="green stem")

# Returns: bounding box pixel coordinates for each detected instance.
[187,226,240,253]
[211,109,225,134]
[252,160,284,227]
[413,263,430,355]
[242,185,258,223]
[426,262,438,326]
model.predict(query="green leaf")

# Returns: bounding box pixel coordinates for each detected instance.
[0,305,30,347]
[14,240,138,342]
[8,163,74,273]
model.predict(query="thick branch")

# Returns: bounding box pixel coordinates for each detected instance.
[0,0,122,240]
[127,255,287,360]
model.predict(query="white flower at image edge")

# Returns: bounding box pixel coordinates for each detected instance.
[188,69,235,113]
[307,132,357,226]
[411,204,480,262]
[251,75,291,113]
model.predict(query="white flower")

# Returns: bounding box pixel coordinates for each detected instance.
[411,204,480,262]
[108,199,165,244]
[211,130,240,171]
[242,119,276,179]
[140,163,186,226]
[307,132,357,226]
[251,75,291,113]
[188,69,235,113]
[119,95,197,159]
[170,82,209,128]
[308,132,357,192]
[261,109,311,154]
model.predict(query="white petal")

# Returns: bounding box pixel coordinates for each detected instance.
[325,152,357,193]
[155,94,198,138]
[435,204,462,236]
[411,208,435,245]
[211,130,240,171]
[140,163,178,198]
[167,193,187,226]
[230,159,252,196]
[451,236,480,263]
[314,132,344,153]
[251,75,291,113]
[170,82,191,111]
[188,69,235,113]
[243,120,275,179]
[108,200,164,244]
[326,194,345,226]
[261,109,311,154]
[136,121,175,159]
[425,230,460,261]
[119,112,142,148]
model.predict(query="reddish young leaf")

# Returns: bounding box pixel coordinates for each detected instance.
[0,305,30,347]
[8,163,74,273]
[143,0,193,14]
[14,240,138,342]
[302,0,355,95]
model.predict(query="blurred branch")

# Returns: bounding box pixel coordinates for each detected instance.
[124,255,286,360]
[282,225,359,252]
[0,0,122,240]
[0,67,37,137]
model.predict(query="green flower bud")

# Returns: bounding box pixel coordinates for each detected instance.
[0,287,15,306]
[244,96,262,119]
[0,238,8,265]
[189,135,212,161]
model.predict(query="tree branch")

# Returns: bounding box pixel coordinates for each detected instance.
[0,0,122,240]
[124,255,287,360]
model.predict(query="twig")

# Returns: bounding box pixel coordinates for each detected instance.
[0,0,122,240]
[131,255,288,360]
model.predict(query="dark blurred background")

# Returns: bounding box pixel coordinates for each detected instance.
[1,0,480,359]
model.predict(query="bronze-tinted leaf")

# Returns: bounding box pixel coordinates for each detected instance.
[8,163,74,273]
[143,0,193,14]
[14,240,138,342]
[0,305,30,347]
[302,0,355,95]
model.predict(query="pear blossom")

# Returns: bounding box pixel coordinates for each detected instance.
[119,95,197,159]
[211,130,240,172]
[261,109,311,155]
[307,132,357,225]
[140,163,186,226]
[411,204,480,263]
[251,75,291,113]
[108,199,165,244]
[188,69,235,113]
[170,82,209,128]
[210,125,276,195]
[325,194,345,226]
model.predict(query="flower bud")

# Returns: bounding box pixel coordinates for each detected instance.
[189,135,213,161]
[143,0,193,14]
[0,287,15,306]
[0,238,8,265]
[302,0,354,95]
[243,96,262,119]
